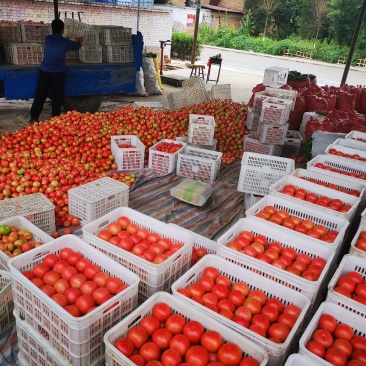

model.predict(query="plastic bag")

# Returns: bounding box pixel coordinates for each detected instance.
[170,178,213,206]
[128,68,147,96]
[142,57,163,95]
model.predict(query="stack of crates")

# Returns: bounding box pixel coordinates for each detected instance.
[100,26,133,63]
[80,26,102,63]
[246,86,296,156]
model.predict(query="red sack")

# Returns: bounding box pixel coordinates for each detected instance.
[248,84,266,107]
[288,111,304,131]
[305,120,335,138]
[335,120,359,133]
[306,94,336,112]
[336,92,356,111]
[360,89,366,114]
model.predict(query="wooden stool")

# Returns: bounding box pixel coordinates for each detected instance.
[189,64,205,80]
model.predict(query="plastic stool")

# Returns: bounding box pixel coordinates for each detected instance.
[189,64,205,80]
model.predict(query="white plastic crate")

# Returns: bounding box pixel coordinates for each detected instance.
[237,152,295,195]
[362,206,366,224]
[167,90,188,109]
[0,270,13,333]
[172,255,310,366]
[333,137,366,151]
[252,92,271,113]
[244,193,264,209]
[5,43,43,65]
[326,143,366,165]
[148,139,186,175]
[133,101,164,110]
[84,27,100,46]
[182,76,210,106]
[0,193,55,234]
[263,66,289,88]
[307,154,366,204]
[281,130,302,157]
[79,46,102,63]
[299,112,326,141]
[326,255,366,317]
[20,23,51,42]
[104,292,269,366]
[81,207,194,301]
[188,139,217,151]
[246,195,350,253]
[176,145,223,183]
[7,235,140,366]
[102,45,134,63]
[15,311,69,366]
[68,177,129,226]
[243,134,282,156]
[265,87,297,111]
[0,216,53,270]
[110,135,145,171]
[0,22,22,42]
[299,302,366,365]
[346,130,366,142]
[188,114,216,145]
[260,97,292,125]
[285,354,322,366]
[258,122,288,145]
[99,27,132,45]
[63,18,91,41]
[246,109,261,130]
[210,83,231,100]
[349,221,366,259]
[269,175,361,222]
[216,217,335,303]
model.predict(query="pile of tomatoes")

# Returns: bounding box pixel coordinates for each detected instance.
[332,270,366,306]
[22,247,129,317]
[97,215,184,264]
[306,313,366,365]
[155,141,184,154]
[314,162,366,180]
[114,301,261,366]
[328,148,366,162]
[225,229,327,281]
[255,205,338,243]
[177,266,302,344]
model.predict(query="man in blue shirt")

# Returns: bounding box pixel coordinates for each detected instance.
[29,19,84,123]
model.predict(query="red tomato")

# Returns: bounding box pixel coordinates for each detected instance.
[139,342,161,362]
[306,340,325,358]
[265,298,284,313]
[128,326,149,349]
[129,354,146,366]
[116,216,130,229]
[261,305,279,323]
[107,222,122,236]
[332,338,353,358]
[346,271,364,285]
[51,293,68,307]
[66,252,83,266]
[53,260,69,274]
[239,358,260,366]
[80,281,98,296]
[53,278,70,294]
[40,284,56,297]
[152,303,171,322]
[352,349,366,363]
[61,265,78,281]
[228,290,245,307]
[211,284,229,300]
[188,283,206,298]
[243,297,262,315]
[183,320,205,344]
[201,331,223,353]
[231,282,250,297]
[325,346,348,366]
[84,264,101,280]
[92,287,111,305]
[32,263,50,279]
[249,324,266,338]
[277,313,297,329]
[313,329,334,349]
[75,258,91,273]
[185,345,209,366]
[106,277,124,294]
[31,278,44,288]
[202,293,219,307]
[247,290,267,306]
[43,253,59,268]
[165,314,186,335]
[161,349,181,366]
[215,275,231,288]
[203,267,220,280]
[198,276,215,292]
[217,343,242,366]
[140,315,161,336]
[169,334,191,356]
[152,328,173,349]
[268,323,290,343]
[318,314,337,333]
[64,305,81,317]
[75,294,96,314]
[336,276,357,293]
[43,271,61,286]
[64,287,82,305]
[282,304,301,319]
[351,336,366,350]
[334,323,354,341]
[59,247,73,260]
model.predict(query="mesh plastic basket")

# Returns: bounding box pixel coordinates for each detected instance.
[148,139,186,175]
[246,109,261,131]
[7,235,140,366]
[68,177,129,226]
[269,175,361,222]
[99,27,132,45]
[102,45,134,63]
[104,292,269,366]
[326,254,366,317]
[333,137,366,151]
[281,130,302,157]
[5,43,43,65]
[182,76,209,106]
[349,221,366,259]
[245,195,350,253]
[244,193,264,209]
[265,87,297,111]
[345,130,366,142]
[299,302,366,365]
[0,216,53,270]
[216,217,335,304]
[172,255,310,366]
[263,66,289,88]
[20,23,51,42]
[81,207,194,302]
[0,22,22,42]
[79,46,102,63]
[188,114,216,145]
[260,97,292,125]
[110,135,145,171]
[63,18,91,41]
[0,193,55,234]
[210,83,231,99]
[167,90,188,109]
[243,134,282,156]
[326,143,366,165]
[0,270,13,333]
[258,122,288,145]
[84,27,100,46]
[284,354,322,366]
[176,146,223,183]
[237,152,295,195]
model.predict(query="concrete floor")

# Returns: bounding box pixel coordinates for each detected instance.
[0,61,262,134]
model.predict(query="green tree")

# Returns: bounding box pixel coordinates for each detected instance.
[272,0,302,39]
[260,0,282,38]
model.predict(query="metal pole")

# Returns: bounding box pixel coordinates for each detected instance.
[341,0,366,85]
[137,0,141,32]
[190,0,201,65]
[54,0,59,19]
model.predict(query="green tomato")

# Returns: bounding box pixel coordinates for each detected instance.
[0,225,11,235]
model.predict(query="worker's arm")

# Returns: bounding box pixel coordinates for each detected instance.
[67,36,84,51]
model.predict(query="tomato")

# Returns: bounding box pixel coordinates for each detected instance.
[140,315,161,336]
[61,265,78,281]
[32,263,50,279]
[252,314,271,332]
[318,314,337,333]
[336,276,357,293]
[84,264,101,280]
[31,278,45,288]
[198,276,215,292]
[183,320,205,344]
[268,323,290,343]
[152,303,171,322]
[325,346,348,366]
[80,281,98,296]
[188,283,206,298]
[152,328,173,350]
[243,297,262,315]
[53,260,69,273]
[75,258,91,273]
[231,282,250,297]
[139,342,161,362]
[352,349,366,363]
[75,294,96,314]
[185,345,209,366]
[43,253,59,268]
[161,349,181,366]
[53,278,70,294]
[59,247,73,260]
[261,305,279,323]
[203,267,220,280]
[346,271,364,285]
[116,216,130,229]
[165,314,186,335]
[64,304,81,317]
[351,336,366,350]
[215,275,231,288]
[93,272,110,287]
[40,284,56,297]
[217,343,242,366]
[247,290,267,306]
[128,326,149,349]
[239,358,260,366]
[313,328,334,349]
[334,323,354,341]
[129,354,146,366]
[306,340,325,358]
[51,293,68,307]
[277,313,297,329]
[201,331,223,353]
[282,304,301,319]
[106,277,124,294]
[64,287,82,304]
[169,334,191,356]
[265,298,284,313]
[249,324,266,337]
[92,287,111,305]
[43,270,61,286]
[211,284,229,300]
[228,290,245,307]
[332,338,353,358]
[66,252,83,266]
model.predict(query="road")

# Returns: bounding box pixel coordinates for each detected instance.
[200,45,366,87]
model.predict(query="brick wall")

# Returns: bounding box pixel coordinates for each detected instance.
[0,0,173,52]
[220,0,244,12]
